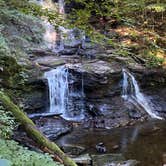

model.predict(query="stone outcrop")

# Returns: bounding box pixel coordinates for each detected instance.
[23,44,166,128]
[1,1,164,129]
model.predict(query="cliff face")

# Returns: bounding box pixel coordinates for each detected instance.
[26,42,166,129]
[0,1,166,130]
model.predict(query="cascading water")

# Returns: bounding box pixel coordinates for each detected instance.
[44,66,69,114]
[36,0,85,51]
[58,0,65,15]
[57,0,86,50]
[44,66,85,121]
[122,69,162,120]
[36,0,57,50]
[43,21,57,50]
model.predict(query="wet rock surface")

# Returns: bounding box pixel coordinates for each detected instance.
[91,154,125,166]
[71,153,139,166]
[34,56,65,68]
[72,154,91,165]
[105,160,139,166]
[19,28,166,129]
[61,144,85,156]
[24,44,166,128]
[35,117,72,140]
[22,87,47,114]
[57,120,166,166]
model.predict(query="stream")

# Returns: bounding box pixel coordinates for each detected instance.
[27,0,166,166]
[36,65,165,166]
[56,120,166,166]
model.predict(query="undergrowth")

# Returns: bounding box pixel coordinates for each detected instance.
[0,105,63,166]
[0,139,62,166]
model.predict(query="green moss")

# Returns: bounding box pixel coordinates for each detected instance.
[0,8,44,47]
[0,7,44,88]
[0,92,61,165]
[0,55,26,87]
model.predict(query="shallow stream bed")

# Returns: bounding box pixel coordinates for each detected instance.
[56,120,166,166]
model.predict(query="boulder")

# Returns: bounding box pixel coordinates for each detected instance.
[72,154,91,165]
[105,160,139,166]
[34,56,65,68]
[60,48,78,55]
[35,117,72,140]
[62,144,85,156]
[91,154,139,166]
[91,154,125,166]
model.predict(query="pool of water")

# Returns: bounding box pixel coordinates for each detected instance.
[57,120,166,166]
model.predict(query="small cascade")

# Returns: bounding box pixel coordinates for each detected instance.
[36,0,86,51]
[44,66,85,121]
[57,0,86,50]
[122,69,162,120]
[58,0,65,15]
[44,66,69,114]
[36,0,57,50]
[43,21,57,50]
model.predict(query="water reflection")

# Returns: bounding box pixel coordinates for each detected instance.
[57,120,166,166]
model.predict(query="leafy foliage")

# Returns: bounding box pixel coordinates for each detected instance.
[0,0,63,28]
[0,139,63,166]
[146,3,166,12]
[0,106,16,139]
[145,52,165,67]
[0,34,11,56]
[0,6,43,87]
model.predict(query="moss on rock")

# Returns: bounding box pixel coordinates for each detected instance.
[0,5,45,88]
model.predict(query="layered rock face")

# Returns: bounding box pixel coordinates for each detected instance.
[24,40,166,129]
[1,0,165,130]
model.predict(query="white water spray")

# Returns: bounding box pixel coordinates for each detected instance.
[58,0,65,15]
[58,0,86,50]
[36,0,85,51]
[36,0,57,50]
[44,66,69,114]
[122,69,162,120]
[44,66,85,121]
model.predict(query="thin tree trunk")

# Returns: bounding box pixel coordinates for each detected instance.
[0,92,77,166]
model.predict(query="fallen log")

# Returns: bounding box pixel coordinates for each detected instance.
[0,92,77,166]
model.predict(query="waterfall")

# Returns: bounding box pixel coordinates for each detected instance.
[57,0,86,50]
[36,0,57,50]
[44,66,85,121]
[44,66,69,114]
[58,0,65,15]
[122,69,162,120]
[43,21,57,50]
[36,0,85,51]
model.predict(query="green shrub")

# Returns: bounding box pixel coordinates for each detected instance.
[0,106,16,139]
[145,52,164,68]
[0,139,63,166]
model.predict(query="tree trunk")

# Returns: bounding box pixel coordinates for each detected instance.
[0,92,77,166]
